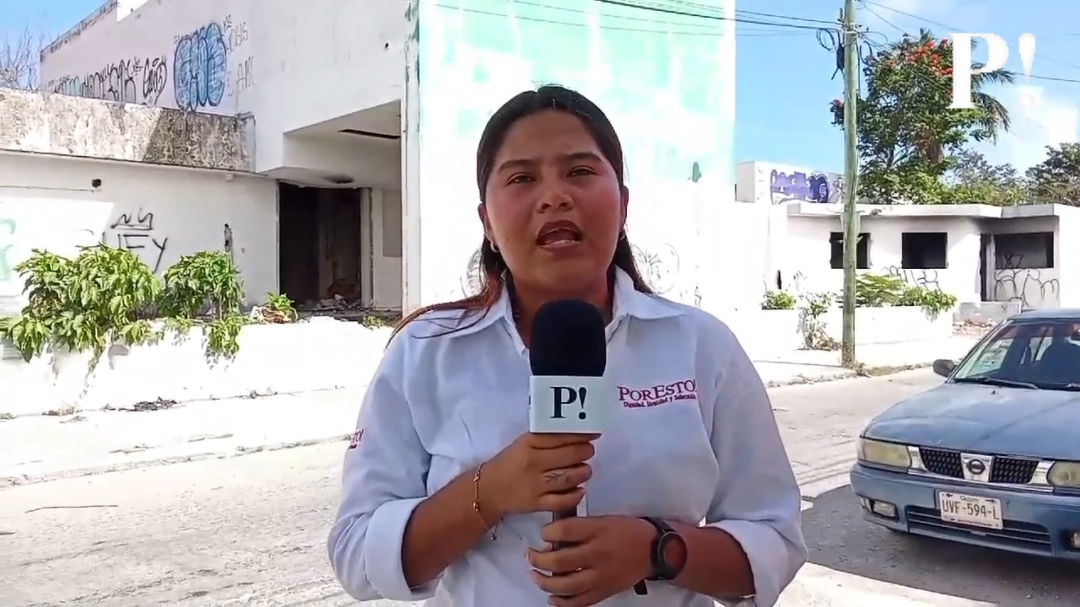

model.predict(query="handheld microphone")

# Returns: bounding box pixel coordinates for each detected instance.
[528,300,611,541]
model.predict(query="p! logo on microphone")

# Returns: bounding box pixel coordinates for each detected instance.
[529,376,614,434]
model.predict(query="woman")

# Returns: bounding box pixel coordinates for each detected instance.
[328,85,806,607]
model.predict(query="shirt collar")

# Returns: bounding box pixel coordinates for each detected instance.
[447,267,686,342]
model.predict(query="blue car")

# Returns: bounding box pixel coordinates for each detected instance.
[850,309,1080,559]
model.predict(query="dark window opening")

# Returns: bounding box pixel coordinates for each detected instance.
[830,232,869,269]
[995,232,1054,269]
[901,232,948,269]
[278,183,366,306]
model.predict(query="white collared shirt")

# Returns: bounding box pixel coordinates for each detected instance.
[328,269,807,607]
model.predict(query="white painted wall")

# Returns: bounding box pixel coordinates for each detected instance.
[0,153,278,315]
[736,160,844,205]
[39,0,408,185]
[782,215,983,302]
[1,319,392,417]
[365,189,403,309]
[985,215,1061,309]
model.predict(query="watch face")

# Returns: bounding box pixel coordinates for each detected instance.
[657,532,687,578]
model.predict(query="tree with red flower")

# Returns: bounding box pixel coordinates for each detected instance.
[829,29,1013,203]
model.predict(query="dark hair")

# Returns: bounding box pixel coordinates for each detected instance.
[393,85,652,338]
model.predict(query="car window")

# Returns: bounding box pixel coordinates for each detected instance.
[955,320,1080,388]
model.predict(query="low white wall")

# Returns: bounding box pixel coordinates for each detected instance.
[0,318,391,417]
[727,306,954,356]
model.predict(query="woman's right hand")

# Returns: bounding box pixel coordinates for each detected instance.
[480,432,599,519]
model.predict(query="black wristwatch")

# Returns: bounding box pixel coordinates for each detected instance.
[641,516,686,580]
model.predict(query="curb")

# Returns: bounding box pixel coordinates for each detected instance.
[1,365,936,489]
[763,362,932,388]
[0,433,352,489]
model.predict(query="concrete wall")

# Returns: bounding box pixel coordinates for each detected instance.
[984,215,1061,309]
[0,87,251,171]
[0,319,392,417]
[736,160,843,205]
[729,306,954,357]
[0,153,278,314]
[783,214,983,301]
[39,0,408,185]
[366,189,402,309]
[403,0,738,311]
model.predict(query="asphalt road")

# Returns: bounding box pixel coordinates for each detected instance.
[2,370,1079,607]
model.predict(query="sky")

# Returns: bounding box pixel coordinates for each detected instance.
[2,0,1077,175]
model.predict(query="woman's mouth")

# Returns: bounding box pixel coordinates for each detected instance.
[536,226,583,250]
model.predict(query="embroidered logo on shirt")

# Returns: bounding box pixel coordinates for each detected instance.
[347,429,364,449]
[618,379,697,408]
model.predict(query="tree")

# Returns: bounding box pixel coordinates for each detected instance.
[1026,143,1080,204]
[0,27,46,90]
[830,29,1013,204]
[941,150,1028,205]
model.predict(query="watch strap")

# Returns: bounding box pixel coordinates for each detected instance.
[641,517,678,581]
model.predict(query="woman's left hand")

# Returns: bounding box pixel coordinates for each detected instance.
[527,516,655,607]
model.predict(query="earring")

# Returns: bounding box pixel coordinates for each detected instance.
[489,239,499,253]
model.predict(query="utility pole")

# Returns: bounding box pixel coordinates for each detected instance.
[840,0,859,367]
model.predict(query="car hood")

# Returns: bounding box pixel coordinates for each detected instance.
[863,383,1080,460]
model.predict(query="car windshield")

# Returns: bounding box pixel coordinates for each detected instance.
[952,319,1080,390]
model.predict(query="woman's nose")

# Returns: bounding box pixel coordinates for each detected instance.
[537,186,574,212]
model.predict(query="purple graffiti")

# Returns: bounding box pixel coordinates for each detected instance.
[769,170,832,204]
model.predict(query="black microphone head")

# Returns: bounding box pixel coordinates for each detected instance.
[529,299,607,377]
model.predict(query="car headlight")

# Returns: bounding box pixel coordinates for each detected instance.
[857,438,912,468]
[1047,462,1080,488]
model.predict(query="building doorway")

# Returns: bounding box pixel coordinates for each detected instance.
[277,183,367,308]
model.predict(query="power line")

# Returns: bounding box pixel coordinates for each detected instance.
[428,0,845,38]
[592,0,831,31]
[860,0,1080,83]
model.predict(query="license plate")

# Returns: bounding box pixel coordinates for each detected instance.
[937,492,1003,530]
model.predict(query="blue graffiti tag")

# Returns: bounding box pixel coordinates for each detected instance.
[173,22,228,110]
[769,170,832,204]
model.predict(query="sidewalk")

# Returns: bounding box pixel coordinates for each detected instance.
[0,336,982,487]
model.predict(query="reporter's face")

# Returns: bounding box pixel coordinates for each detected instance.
[479,110,627,292]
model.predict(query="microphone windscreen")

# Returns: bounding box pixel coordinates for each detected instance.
[530,300,607,377]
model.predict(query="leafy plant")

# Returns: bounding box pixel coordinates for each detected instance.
[257,292,297,323]
[0,247,160,362]
[762,290,797,310]
[854,272,957,318]
[899,286,958,319]
[854,273,906,307]
[159,251,243,320]
[797,291,838,351]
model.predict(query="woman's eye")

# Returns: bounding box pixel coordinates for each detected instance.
[569,166,595,177]
[508,174,533,184]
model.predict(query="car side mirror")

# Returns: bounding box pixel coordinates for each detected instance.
[932,359,956,378]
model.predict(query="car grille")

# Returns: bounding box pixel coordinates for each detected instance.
[918,447,1041,484]
[905,506,1052,553]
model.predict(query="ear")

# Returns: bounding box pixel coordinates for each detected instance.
[477,203,494,241]
[619,185,629,230]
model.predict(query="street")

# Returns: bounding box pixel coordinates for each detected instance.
[2,370,1079,607]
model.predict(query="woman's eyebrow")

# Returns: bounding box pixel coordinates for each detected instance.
[496,151,603,173]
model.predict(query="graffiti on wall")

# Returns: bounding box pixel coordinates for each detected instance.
[173,15,251,110]
[993,268,1059,310]
[883,266,942,291]
[48,56,169,105]
[769,169,840,205]
[631,243,681,295]
[47,14,252,111]
[107,209,169,272]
